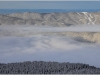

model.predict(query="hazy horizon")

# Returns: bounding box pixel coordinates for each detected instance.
[0,1,100,9]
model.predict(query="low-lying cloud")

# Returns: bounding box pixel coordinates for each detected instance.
[0,35,100,68]
[0,25,100,68]
[1,25,100,33]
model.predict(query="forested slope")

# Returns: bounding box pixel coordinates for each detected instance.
[0,61,100,74]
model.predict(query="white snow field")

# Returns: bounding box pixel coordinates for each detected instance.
[0,25,100,68]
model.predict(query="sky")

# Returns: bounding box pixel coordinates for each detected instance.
[0,1,100,9]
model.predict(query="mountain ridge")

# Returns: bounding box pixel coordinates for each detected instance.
[0,12,100,26]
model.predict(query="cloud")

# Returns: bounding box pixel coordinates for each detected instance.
[0,25,100,68]
[1,25,100,34]
[0,35,100,68]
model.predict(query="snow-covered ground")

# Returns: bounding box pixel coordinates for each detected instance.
[0,25,100,68]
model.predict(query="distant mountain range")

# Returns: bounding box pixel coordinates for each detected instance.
[0,12,100,26]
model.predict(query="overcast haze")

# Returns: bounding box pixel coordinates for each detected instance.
[0,1,100,9]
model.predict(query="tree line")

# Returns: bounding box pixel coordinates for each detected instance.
[0,61,100,74]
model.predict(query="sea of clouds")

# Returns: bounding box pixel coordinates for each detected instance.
[0,25,100,68]
[1,25,100,32]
